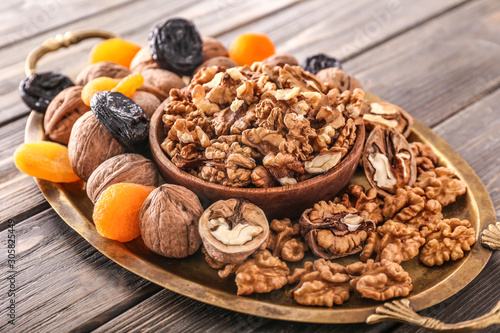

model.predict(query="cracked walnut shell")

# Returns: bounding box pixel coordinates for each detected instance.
[139,184,203,258]
[300,201,375,259]
[361,102,413,139]
[235,249,289,295]
[288,259,351,307]
[199,199,269,264]
[363,126,417,197]
[346,259,412,301]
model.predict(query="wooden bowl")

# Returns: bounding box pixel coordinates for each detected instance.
[149,106,365,218]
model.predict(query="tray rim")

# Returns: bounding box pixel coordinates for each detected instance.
[24,93,495,324]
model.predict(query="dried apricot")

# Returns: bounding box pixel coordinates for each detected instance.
[93,183,155,242]
[14,142,79,183]
[81,77,119,106]
[229,33,275,66]
[89,38,141,68]
[111,72,144,97]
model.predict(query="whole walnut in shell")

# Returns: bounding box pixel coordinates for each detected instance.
[44,86,90,144]
[140,184,203,258]
[195,56,237,74]
[87,153,158,203]
[202,37,229,62]
[316,67,362,92]
[131,91,161,118]
[262,53,299,67]
[140,69,186,100]
[75,61,131,86]
[68,111,125,181]
[130,47,159,73]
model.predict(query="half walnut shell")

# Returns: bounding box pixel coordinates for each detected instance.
[299,202,376,259]
[199,198,269,264]
[362,102,413,138]
[363,126,417,197]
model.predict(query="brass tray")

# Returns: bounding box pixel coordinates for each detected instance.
[24,30,497,325]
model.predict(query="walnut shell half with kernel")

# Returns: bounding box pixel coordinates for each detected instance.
[139,184,203,258]
[363,126,417,197]
[86,153,158,204]
[68,111,125,181]
[199,198,270,264]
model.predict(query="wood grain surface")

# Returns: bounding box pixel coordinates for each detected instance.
[0,0,499,332]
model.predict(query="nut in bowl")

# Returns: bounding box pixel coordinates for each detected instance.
[150,94,365,218]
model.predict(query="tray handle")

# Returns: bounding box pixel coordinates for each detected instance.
[25,29,116,77]
[366,299,500,332]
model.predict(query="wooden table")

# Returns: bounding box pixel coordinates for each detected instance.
[1,0,499,331]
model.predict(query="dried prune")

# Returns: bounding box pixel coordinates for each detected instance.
[90,91,149,150]
[148,18,203,76]
[19,72,74,112]
[302,54,342,74]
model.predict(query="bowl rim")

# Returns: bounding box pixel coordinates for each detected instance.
[149,103,365,194]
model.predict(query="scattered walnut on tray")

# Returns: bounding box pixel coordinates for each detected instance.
[234,249,289,295]
[160,63,365,187]
[419,218,476,266]
[288,259,351,307]
[346,259,413,301]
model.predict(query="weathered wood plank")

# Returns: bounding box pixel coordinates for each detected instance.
[0,0,298,125]
[0,209,162,333]
[0,115,48,224]
[92,287,397,333]
[0,0,133,48]
[345,0,500,127]
[218,0,467,62]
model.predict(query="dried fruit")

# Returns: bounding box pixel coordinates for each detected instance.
[14,142,79,183]
[93,183,155,242]
[148,18,204,76]
[89,38,141,68]
[19,72,74,112]
[81,77,119,106]
[111,72,144,97]
[90,91,149,150]
[302,54,342,74]
[140,184,204,258]
[229,33,275,66]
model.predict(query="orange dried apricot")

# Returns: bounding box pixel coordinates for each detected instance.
[93,183,155,242]
[229,33,275,66]
[89,38,141,68]
[81,77,119,106]
[14,142,79,183]
[111,72,144,97]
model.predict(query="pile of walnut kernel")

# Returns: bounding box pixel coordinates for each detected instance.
[191,70,476,306]
[160,62,364,187]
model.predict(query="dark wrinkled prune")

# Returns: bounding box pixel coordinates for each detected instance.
[148,18,203,76]
[90,91,149,150]
[19,72,74,112]
[302,54,342,74]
